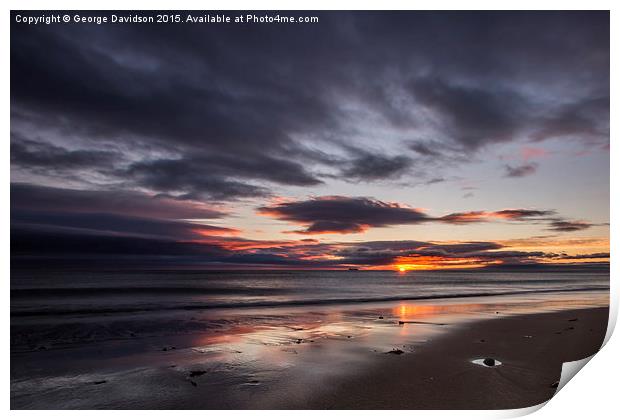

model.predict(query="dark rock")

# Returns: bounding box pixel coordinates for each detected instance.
[569,318,578,322]
[482,358,496,367]
[190,380,197,387]
[386,349,404,355]
[479,339,486,343]
[378,316,384,319]
[551,381,559,388]
[295,339,302,344]
[189,370,207,377]
[398,321,405,325]
[93,380,107,385]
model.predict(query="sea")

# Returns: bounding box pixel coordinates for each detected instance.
[11,267,609,350]
[10,267,610,409]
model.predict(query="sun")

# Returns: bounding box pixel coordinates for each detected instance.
[398,266,407,272]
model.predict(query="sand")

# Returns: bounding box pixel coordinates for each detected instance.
[11,300,609,410]
[290,306,609,409]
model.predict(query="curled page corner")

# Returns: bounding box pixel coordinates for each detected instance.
[602,298,617,347]
[501,401,548,418]
[555,355,595,394]
[506,355,598,418]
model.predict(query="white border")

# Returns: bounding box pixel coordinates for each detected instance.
[3,2,616,419]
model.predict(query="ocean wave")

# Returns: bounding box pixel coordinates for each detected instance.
[10,286,609,317]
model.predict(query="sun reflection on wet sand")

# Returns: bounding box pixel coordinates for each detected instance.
[180,290,609,376]
[9,289,608,409]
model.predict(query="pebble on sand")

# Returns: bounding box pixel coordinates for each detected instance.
[472,358,503,368]
[189,370,207,377]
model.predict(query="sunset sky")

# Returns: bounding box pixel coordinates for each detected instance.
[10,11,609,270]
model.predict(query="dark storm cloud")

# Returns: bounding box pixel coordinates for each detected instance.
[339,150,413,181]
[407,140,469,170]
[258,196,430,234]
[10,11,610,200]
[11,183,225,220]
[11,227,321,268]
[124,159,271,201]
[436,211,487,224]
[11,228,229,258]
[557,252,610,259]
[7,12,610,269]
[437,209,554,224]
[408,77,525,150]
[11,209,238,241]
[492,209,554,219]
[11,15,335,199]
[328,240,556,267]
[330,241,503,265]
[11,183,241,246]
[504,162,538,178]
[11,136,120,171]
[548,220,593,232]
[10,225,606,268]
[259,195,584,234]
[409,141,443,157]
[531,96,610,143]
[419,242,504,254]
[438,208,597,234]
[123,153,321,200]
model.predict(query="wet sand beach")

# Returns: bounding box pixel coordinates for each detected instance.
[11,290,609,409]
[296,306,609,409]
